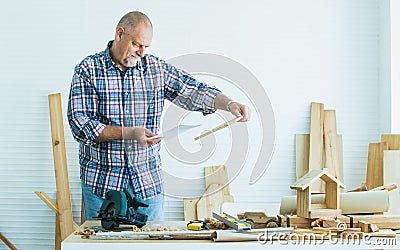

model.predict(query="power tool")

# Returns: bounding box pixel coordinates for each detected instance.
[97,189,149,230]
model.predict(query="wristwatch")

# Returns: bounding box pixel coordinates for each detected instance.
[227,101,236,111]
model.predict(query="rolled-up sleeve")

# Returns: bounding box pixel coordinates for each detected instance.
[162,60,221,115]
[67,65,106,145]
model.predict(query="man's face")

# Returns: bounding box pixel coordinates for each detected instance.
[112,23,153,70]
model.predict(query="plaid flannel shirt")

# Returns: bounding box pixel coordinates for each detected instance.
[67,41,221,199]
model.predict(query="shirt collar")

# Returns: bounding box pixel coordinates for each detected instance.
[104,41,145,72]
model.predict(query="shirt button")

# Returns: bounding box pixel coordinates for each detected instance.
[125,92,129,96]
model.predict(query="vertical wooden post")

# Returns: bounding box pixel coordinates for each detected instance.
[309,102,324,193]
[48,93,74,246]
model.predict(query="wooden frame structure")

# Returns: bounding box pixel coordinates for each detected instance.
[290,169,345,218]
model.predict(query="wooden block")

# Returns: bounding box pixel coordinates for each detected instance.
[341,231,364,239]
[309,102,324,193]
[278,215,314,228]
[184,197,200,221]
[366,142,388,189]
[358,220,371,233]
[381,134,400,150]
[370,223,379,232]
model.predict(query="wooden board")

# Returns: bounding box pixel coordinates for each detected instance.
[196,184,223,220]
[323,110,341,181]
[366,142,388,189]
[296,134,343,187]
[204,165,234,202]
[277,215,351,229]
[296,134,310,181]
[381,134,400,150]
[309,102,324,193]
[346,214,400,229]
[383,150,400,214]
[183,197,200,221]
[48,93,74,244]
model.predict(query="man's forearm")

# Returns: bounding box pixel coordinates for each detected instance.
[214,93,232,111]
[94,126,123,143]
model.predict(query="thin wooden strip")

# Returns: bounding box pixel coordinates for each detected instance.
[34,191,79,229]
[309,102,324,193]
[324,110,341,180]
[194,116,242,141]
[296,134,310,180]
[0,232,17,250]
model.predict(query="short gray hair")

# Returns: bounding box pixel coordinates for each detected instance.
[117,11,152,32]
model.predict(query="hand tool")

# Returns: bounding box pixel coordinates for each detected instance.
[194,116,242,141]
[213,212,251,231]
[186,220,210,231]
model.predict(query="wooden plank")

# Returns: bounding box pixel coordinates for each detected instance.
[309,208,342,218]
[383,150,400,214]
[296,134,310,180]
[296,134,343,185]
[347,214,400,229]
[48,93,74,243]
[0,232,17,250]
[183,197,199,221]
[196,184,222,220]
[366,142,388,189]
[291,169,323,190]
[381,134,400,150]
[309,102,324,193]
[204,165,234,202]
[324,110,341,181]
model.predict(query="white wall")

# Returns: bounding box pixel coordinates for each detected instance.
[0,0,390,249]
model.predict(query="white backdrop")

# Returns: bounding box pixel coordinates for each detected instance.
[0,0,391,249]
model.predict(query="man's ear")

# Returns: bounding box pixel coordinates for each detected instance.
[115,27,124,42]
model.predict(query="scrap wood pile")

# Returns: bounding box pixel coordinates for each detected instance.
[277,102,400,238]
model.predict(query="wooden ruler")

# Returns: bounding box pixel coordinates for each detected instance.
[194,116,242,141]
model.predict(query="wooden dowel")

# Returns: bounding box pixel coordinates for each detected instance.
[34,191,79,229]
[0,232,17,250]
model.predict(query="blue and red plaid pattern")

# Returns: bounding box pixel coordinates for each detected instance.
[67,41,221,199]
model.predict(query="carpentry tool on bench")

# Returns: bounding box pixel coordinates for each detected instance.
[97,189,149,230]
[187,220,210,231]
[213,212,252,231]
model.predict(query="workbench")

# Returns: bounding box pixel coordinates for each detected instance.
[62,221,400,250]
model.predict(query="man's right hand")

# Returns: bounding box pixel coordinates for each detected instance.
[123,127,162,147]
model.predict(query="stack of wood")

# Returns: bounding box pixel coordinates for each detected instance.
[296,102,343,193]
[183,166,234,220]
